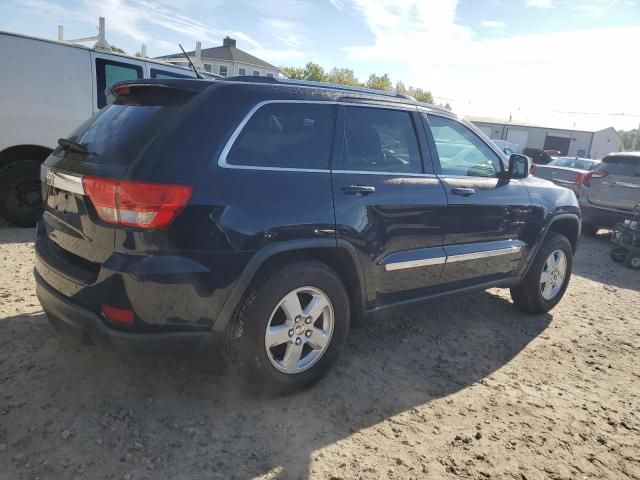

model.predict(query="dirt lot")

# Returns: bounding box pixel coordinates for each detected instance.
[0,226,638,480]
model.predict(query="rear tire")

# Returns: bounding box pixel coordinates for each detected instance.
[510,233,573,314]
[223,260,350,394]
[0,159,43,227]
[581,223,599,236]
[625,254,640,270]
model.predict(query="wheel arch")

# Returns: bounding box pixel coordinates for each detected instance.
[520,212,580,277]
[213,239,366,332]
[0,144,52,169]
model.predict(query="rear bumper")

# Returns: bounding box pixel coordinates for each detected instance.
[580,202,633,228]
[35,270,219,355]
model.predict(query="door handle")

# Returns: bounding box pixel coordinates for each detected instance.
[342,185,376,196]
[451,187,476,196]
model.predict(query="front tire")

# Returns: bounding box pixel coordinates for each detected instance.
[223,260,350,394]
[511,233,573,313]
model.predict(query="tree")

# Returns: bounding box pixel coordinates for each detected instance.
[327,68,360,86]
[303,62,327,82]
[366,73,392,91]
[407,86,433,104]
[110,45,126,54]
[395,80,406,95]
[618,129,640,151]
[281,66,305,80]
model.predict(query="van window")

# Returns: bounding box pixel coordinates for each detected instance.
[96,58,143,109]
[337,106,422,174]
[150,68,191,79]
[226,102,335,170]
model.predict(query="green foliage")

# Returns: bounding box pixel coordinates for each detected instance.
[110,45,126,54]
[365,73,393,91]
[618,129,640,151]
[327,68,360,86]
[280,63,434,103]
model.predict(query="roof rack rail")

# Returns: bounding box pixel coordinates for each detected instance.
[224,75,412,100]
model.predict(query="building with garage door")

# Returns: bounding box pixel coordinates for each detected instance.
[467,116,622,159]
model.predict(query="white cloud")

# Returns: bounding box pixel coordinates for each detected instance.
[524,0,553,8]
[525,0,554,8]
[481,20,506,29]
[343,0,640,130]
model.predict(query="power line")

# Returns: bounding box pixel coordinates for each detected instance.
[432,96,640,118]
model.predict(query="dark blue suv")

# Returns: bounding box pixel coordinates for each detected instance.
[35,78,580,392]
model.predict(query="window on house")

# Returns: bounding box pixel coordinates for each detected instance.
[226,102,336,170]
[238,68,246,76]
[253,70,260,76]
[337,106,423,174]
[267,73,274,78]
[204,64,212,72]
[219,65,228,77]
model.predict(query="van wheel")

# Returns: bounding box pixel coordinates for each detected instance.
[510,233,573,313]
[223,260,350,394]
[0,159,43,227]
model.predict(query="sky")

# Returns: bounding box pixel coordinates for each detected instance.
[2,0,640,131]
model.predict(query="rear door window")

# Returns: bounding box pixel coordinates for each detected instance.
[96,59,143,108]
[337,106,423,174]
[225,102,336,170]
[595,156,640,176]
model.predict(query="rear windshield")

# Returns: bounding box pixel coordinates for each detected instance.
[59,87,193,166]
[595,156,640,176]
[549,157,597,170]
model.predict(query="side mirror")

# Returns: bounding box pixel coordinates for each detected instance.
[508,154,530,179]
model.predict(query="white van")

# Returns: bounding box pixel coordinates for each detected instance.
[0,31,204,226]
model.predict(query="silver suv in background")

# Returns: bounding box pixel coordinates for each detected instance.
[579,152,640,235]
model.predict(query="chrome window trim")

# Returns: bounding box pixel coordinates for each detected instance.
[217,99,337,171]
[385,257,446,272]
[40,165,84,195]
[337,101,418,111]
[446,244,523,263]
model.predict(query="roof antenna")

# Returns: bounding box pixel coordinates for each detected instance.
[179,43,203,79]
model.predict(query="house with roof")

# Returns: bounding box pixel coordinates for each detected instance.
[155,37,281,79]
[467,115,622,159]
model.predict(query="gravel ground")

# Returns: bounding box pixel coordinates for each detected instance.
[0,227,639,480]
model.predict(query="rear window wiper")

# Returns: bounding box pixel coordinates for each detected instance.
[57,138,94,155]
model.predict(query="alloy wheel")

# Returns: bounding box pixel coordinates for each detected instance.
[264,286,334,374]
[540,249,567,300]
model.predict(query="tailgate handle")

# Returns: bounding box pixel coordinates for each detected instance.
[342,185,376,196]
[451,187,476,196]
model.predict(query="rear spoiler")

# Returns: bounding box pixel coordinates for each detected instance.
[107,79,214,100]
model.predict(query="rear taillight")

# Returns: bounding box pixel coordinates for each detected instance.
[575,172,587,184]
[82,176,192,229]
[583,171,608,187]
